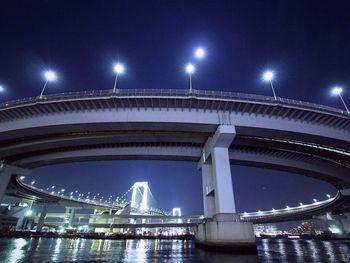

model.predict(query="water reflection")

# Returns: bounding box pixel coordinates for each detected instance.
[0,238,350,262]
[7,238,27,263]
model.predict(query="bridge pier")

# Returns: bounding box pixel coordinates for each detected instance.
[65,207,75,228]
[0,164,30,202]
[36,203,49,232]
[196,125,256,253]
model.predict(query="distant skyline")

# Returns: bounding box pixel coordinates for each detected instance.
[1,0,348,215]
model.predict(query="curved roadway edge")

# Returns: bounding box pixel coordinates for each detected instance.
[0,89,348,189]
[6,176,125,210]
[6,177,350,224]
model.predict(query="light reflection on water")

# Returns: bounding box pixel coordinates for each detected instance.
[0,238,349,262]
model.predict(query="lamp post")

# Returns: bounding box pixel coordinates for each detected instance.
[40,70,57,98]
[113,63,125,93]
[262,70,277,100]
[331,86,349,114]
[185,63,195,92]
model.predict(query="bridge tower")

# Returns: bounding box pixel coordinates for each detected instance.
[130,182,149,212]
[196,125,256,252]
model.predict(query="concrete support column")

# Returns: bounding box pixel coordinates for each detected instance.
[36,203,49,232]
[211,146,236,214]
[0,164,31,202]
[201,163,216,218]
[65,207,75,227]
[196,125,256,253]
[0,169,12,203]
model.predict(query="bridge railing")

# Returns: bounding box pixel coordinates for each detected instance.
[0,89,348,116]
[240,192,340,221]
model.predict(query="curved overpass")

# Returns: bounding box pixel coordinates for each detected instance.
[7,177,350,225]
[0,89,348,189]
[6,176,125,210]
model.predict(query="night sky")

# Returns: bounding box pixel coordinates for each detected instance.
[1,1,348,215]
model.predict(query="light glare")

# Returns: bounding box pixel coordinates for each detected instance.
[0,85,4,92]
[195,48,205,59]
[331,86,343,95]
[186,64,195,74]
[262,71,274,81]
[44,70,57,81]
[114,63,125,74]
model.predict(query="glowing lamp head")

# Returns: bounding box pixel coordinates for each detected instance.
[331,86,343,95]
[25,210,33,217]
[0,85,4,92]
[262,71,274,82]
[44,70,57,82]
[195,48,205,59]
[186,64,195,74]
[114,63,125,74]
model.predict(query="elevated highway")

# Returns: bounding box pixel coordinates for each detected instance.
[0,89,348,188]
[0,89,349,250]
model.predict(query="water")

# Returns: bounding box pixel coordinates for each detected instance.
[0,238,349,262]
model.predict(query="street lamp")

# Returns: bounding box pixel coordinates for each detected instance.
[113,63,125,93]
[25,210,33,217]
[185,63,195,92]
[40,70,57,98]
[262,70,277,100]
[194,47,205,59]
[331,86,349,114]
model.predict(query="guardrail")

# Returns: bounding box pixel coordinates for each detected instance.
[240,191,340,221]
[0,89,348,116]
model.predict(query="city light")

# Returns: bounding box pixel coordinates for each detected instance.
[20,176,25,180]
[331,86,349,114]
[114,63,125,74]
[113,63,125,93]
[262,70,277,100]
[194,47,205,59]
[185,63,195,92]
[40,70,57,98]
[31,181,35,185]
[186,63,195,74]
[262,71,274,81]
[44,70,57,81]
[25,210,33,217]
[331,86,342,95]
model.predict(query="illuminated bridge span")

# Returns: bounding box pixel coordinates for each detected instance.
[0,89,349,251]
[7,176,350,226]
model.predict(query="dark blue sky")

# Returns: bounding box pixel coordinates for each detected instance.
[1,0,347,214]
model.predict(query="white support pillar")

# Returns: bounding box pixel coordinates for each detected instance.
[201,163,216,218]
[212,147,236,214]
[65,207,76,227]
[196,125,256,253]
[36,203,49,232]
